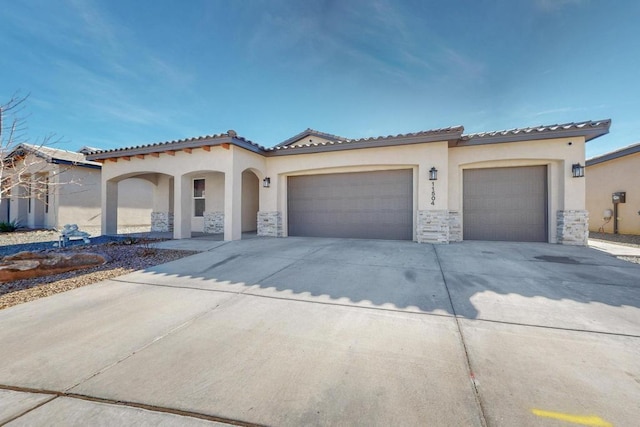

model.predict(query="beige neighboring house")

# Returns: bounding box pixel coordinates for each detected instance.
[586,142,640,235]
[86,120,611,245]
[0,143,152,231]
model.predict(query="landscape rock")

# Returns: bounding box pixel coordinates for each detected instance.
[0,252,107,282]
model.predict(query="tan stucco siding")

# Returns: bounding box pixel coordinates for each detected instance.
[58,168,153,228]
[263,142,449,238]
[57,167,102,227]
[586,152,640,234]
[447,136,586,243]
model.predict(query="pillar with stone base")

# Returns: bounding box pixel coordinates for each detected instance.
[151,212,174,232]
[257,211,283,237]
[417,210,450,244]
[556,210,589,245]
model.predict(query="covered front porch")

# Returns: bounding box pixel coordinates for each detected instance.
[95,134,267,241]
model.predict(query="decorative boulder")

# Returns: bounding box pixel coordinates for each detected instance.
[0,252,107,282]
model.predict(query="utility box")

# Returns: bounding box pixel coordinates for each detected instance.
[612,192,626,204]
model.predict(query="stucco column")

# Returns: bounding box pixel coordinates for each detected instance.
[103,180,118,235]
[173,175,191,239]
[153,175,172,211]
[224,168,242,241]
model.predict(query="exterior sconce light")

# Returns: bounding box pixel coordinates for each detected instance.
[429,167,438,181]
[571,163,585,178]
[263,177,271,188]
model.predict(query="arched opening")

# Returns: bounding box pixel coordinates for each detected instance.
[241,169,260,235]
[104,172,172,236]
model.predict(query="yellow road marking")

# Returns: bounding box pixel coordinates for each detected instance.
[531,409,613,427]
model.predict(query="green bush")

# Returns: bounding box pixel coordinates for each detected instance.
[0,220,20,232]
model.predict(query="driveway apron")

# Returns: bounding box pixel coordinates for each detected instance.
[0,237,638,426]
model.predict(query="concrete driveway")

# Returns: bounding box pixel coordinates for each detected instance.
[0,238,639,426]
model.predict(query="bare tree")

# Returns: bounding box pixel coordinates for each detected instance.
[0,93,93,230]
[0,93,72,202]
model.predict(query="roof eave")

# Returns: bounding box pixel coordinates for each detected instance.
[266,130,463,156]
[455,124,610,147]
[86,135,267,160]
[586,142,640,166]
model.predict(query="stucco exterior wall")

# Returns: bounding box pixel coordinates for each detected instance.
[4,153,60,228]
[586,152,640,235]
[447,136,586,244]
[94,131,593,244]
[101,145,266,239]
[56,167,102,227]
[263,142,449,239]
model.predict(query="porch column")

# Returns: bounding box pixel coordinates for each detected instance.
[173,175,191,239]
[151,175,174,232]
[103,180,118,235]
[224,169,242,241]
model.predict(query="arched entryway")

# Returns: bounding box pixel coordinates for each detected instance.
[103,172,169,235]
[241,169,260,235]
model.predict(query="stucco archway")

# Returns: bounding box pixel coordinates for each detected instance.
[241,169,260,233]
[103,172,171,235]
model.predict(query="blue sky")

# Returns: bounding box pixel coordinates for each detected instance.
[1,0,638,157]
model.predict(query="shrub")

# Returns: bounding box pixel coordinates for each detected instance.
[0,220,20,232]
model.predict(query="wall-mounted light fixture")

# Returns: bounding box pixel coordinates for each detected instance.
[429,167,438,181]
[263,177,271,188]
[571,163,585,178]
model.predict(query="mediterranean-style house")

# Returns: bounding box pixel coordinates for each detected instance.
[1,143,152,230]
[86,120,611,245]
[586,142,640,235]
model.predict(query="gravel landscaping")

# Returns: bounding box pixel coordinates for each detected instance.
[1,230,197,310]
[589,232,640,264]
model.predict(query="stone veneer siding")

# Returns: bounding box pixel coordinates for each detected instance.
[150,211,174,232]
[204,211,224,234]
[257,211,283,237]
[417,210,450,244]
[556,210,588,245]
[448,211,462,242]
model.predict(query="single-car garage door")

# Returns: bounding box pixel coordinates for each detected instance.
[288,169,413,240]
[463,166,547,242]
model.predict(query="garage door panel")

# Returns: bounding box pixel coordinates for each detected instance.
[463,166,547,242]
[288,170,413,240]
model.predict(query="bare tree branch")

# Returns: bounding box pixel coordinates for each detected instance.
[1,93,81,206]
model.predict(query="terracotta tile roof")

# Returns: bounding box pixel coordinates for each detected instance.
[86,130,267,159]
[267,126,465,153]
[86,119,611,160]
[275,128,349,147]
[458,119,611,145]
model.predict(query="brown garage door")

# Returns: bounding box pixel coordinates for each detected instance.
[288,169,413,240]
[463,166,548,242]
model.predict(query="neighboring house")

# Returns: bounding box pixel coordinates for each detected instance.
[1,143,152,230]
[586,142,640,235]
[86,120,611,245]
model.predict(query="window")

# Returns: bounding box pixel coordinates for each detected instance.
[1,178,10,197]
[193,178,205,217]
[26,177,32,213]
[44,176,49,214]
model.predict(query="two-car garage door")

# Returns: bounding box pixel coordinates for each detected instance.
[286,166,547,242]
[463,166,548,242]
[287,169,413,240]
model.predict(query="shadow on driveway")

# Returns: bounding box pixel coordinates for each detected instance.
[126,238,640,334]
